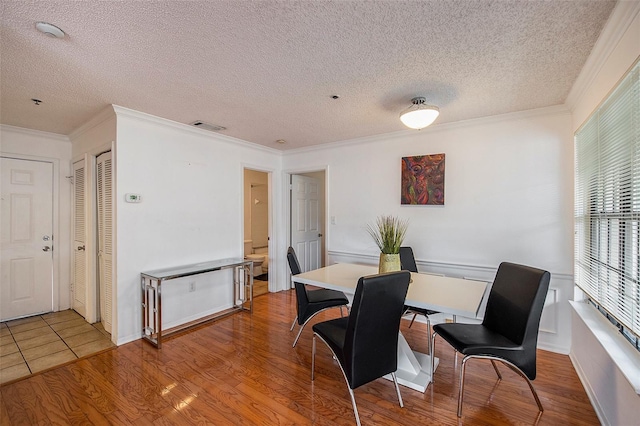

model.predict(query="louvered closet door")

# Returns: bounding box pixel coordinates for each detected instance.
[97,151,113,333]
[72,160,86,317]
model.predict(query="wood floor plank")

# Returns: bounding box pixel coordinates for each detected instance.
[0,290,600,425]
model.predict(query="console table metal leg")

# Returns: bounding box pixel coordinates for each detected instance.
[142,277,161,348]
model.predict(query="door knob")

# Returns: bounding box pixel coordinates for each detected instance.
[42,246,52,252]
[77,245,85,251]
[318,233,323,237]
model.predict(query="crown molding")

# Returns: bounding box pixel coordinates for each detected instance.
[68,105,116,141]
[565,1,640,110]
[0,124,70,142]
[111,105,282,155]
[283,104,570,156]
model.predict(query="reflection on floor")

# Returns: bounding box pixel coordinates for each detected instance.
[254,277,268,297]
[0,310,114,385]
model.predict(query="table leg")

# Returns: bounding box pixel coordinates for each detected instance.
[384,332,438,393]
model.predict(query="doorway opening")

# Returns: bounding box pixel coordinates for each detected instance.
[243,169,270,297]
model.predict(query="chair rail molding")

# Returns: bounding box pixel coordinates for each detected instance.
[328,250,573,354]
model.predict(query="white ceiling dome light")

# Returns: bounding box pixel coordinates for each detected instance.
[399,97,440,130]
[35,22,65,39]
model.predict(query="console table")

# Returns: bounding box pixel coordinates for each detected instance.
[141,258,253,348]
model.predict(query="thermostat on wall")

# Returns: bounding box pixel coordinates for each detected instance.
[125,193,142,203]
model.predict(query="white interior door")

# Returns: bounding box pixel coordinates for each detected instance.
[291,175,322,273]
[0,157,54,320]
[72,160,87,317]
[97,151,113,333]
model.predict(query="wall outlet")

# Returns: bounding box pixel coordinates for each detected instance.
[189,282,196,292]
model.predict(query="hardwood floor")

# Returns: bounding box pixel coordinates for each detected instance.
[0,290,599,425]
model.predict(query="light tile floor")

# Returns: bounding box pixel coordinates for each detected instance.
[0,310,114,385]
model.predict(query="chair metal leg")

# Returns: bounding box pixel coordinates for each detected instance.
[292,325,306,347]
[290,316,298,331]
[425,316,432,356]
[457,354,543,417]
[430,330,438,383]
[490,360,502,379]
[292,306,345,347]
[348,388,361,426]
[503,360,544,412]
[458,355,470,417]
[391,372,404,408]
[313,333,362,426]
[407,313,417,328]
[311,335,316,381]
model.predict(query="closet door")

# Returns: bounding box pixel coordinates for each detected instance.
[72,160,87,317]
[97,151,113,333]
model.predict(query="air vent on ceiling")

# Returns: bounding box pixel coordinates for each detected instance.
[190,121,227,132]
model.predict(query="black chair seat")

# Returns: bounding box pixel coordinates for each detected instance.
[433,323,521,355]
[307,288,348,305]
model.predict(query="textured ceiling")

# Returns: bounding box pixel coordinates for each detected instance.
[0,1,617,150]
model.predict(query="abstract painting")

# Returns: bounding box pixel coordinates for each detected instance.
[401,153,445,205]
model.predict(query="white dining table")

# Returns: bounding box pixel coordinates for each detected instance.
[294,263,489,392]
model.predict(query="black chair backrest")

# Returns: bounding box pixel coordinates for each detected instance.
[482,262,550,375]
[287,247,309,312]
[399,247,418,273]
[287,247,302,275]
[344,271,411,389]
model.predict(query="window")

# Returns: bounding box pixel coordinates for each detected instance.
[575,59,640,350]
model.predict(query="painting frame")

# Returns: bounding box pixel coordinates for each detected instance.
[401,153,445,205]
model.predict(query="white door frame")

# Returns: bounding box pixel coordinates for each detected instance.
[0,153,61,313]
[283,166,329,286]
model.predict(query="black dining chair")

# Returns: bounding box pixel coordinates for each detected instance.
[400,246,441,357]
[431,262,550,417]
[312,270,411,426]
[287,247,349,347]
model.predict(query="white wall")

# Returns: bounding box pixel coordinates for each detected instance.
[0,125,73,312]
[567,3,640,424]
[283,107,575,353]
[113,107,282,344]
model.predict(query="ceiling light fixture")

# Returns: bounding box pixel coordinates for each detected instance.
[399,97,439,130]
[35,22,65,39]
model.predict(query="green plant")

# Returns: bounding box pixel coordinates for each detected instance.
[366,215,408,254]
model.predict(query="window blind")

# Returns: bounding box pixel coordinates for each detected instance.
[575,59,640,344]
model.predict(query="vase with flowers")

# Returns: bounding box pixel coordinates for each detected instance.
[367,215,409,273]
